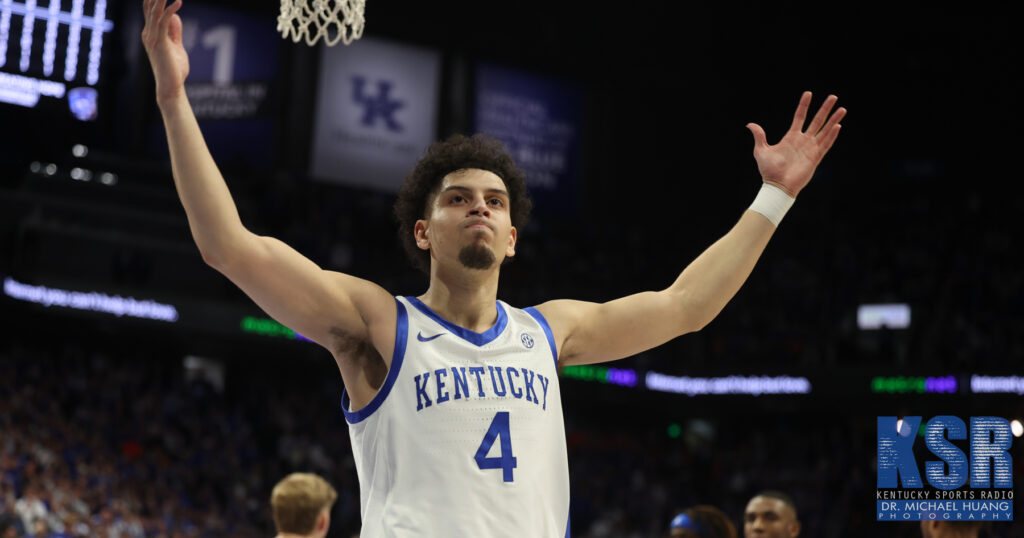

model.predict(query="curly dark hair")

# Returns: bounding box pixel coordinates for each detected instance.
[394,134,532,273]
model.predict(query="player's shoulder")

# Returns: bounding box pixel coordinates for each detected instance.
[324,270,397,321]
[320,270,400,359]
[520,299,600,358]
[529,298,599,326]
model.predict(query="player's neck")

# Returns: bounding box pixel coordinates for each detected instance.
[420,263,500,333]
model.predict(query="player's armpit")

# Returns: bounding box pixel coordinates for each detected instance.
[533,290,698,367]
[209,231,397,359]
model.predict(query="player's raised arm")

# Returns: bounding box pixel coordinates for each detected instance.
[536,92,846,366]
[140,0,394,354]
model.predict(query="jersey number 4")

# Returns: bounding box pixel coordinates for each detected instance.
[474,411,517,482]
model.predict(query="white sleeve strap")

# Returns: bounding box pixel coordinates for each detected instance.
[748,183,795,227]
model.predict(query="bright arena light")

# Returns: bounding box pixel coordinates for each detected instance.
[29,161,41,173]
[99,172,117,185]
[44,163,57,176]
[2,276,179,322]
[70,167,92,181]
[644,373,811,396]
[72,144,89,157]
[970,375,1024,394]
[858,303,911,330]
[1012,420,1023,438]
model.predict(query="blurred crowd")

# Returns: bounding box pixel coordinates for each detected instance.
[3,337,1021,537]
[0,340,359,537]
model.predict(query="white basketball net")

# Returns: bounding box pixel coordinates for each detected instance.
[277,0,366,47]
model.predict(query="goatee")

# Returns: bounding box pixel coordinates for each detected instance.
[458,244,496,270]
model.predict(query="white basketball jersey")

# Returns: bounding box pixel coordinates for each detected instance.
[342,296,570,537]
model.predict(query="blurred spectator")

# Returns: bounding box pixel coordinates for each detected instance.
[670,505,737,538]
[743,491,800,538]
[271,473,337,538]
[14,485,46,536]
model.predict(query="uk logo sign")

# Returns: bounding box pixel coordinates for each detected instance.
[311,36,440,190]
[876,416,1014,522]
[351,76,404,132]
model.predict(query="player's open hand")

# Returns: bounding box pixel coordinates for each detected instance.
[141,0,189,105]
[746,92,846,197]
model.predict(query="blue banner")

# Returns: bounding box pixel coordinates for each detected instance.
[148,1,280,166]
[474,64,581,213]
[180,4,277,84]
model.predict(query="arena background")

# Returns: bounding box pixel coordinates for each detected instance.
[1,1,1022,536]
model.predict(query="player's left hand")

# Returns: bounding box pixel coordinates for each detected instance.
[746,91,846,197]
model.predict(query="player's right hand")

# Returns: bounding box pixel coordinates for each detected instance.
[141,0,189,105]
[745,91,845,197]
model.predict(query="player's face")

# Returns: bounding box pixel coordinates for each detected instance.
[415,168,516,271]
[743,497,800,538]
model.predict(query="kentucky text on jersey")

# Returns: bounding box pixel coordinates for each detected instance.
[414,366,551,411]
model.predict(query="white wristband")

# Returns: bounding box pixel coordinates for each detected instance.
[748,183,795,227]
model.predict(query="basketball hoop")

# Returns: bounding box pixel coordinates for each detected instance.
[277,0,366,47]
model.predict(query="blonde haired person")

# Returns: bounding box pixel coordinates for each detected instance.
[271,473,338,538]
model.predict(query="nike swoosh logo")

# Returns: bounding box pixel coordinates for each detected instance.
[417,332,445,342]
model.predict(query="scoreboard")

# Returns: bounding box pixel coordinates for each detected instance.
[0,0,114,121]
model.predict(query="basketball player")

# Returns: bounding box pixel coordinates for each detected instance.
[141,0,845,535]
[743,491,801,538]
[270,473,338,538]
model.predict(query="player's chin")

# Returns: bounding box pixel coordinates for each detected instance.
[457,244,497,270]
